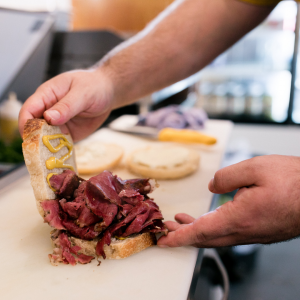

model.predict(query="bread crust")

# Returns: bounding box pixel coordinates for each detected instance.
[127,146,200,179]
[51,231,156,261]
[22,119,77,217]
[23,118,45,140]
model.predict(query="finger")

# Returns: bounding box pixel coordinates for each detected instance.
[64,110,111,142]
[159,195,252,248]
[18,92,50,137]
[164,221,182,231]
[19,75,72,137]
[188,189,260,247]
[175,213,195,224]
[157,223,196,247]
[208,157,259,194]
[43,87,88,126]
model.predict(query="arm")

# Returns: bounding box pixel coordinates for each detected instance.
[102,0,273,109]
[19,0,273,141]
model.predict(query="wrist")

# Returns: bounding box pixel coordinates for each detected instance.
[91,67,117,111]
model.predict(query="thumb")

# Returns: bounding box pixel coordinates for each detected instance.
[209,158,258,194]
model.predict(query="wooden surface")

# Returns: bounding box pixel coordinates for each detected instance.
[72,0,174,32]
[0,120,232,300]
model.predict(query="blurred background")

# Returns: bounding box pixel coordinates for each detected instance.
[1,0,300,299]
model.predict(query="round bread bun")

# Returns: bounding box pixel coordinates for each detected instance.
[75,142,123,175]
[127,145,200,180]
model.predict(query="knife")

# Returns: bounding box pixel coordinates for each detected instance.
[108,115,217,145]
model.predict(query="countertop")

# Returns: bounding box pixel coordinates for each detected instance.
[0,120,232,300]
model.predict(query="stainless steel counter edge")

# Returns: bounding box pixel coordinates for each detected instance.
[187,193,220,300]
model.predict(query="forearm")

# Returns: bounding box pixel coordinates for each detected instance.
[97,0,273,109]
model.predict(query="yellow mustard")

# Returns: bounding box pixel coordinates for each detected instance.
[42,134,74,190]
[47,173,58,191]
[42,134,74,171]
[115,236,128,240]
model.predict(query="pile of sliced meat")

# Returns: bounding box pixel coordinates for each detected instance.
[41,170,167,265]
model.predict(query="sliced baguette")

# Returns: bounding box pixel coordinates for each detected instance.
[51,230,156,263]
[75,142,123,175]
[127,145,200,180]
[22,119,77,217]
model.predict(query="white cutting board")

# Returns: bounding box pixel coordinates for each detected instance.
[0,120,232,300]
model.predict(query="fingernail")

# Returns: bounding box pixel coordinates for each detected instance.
[45,110,60,121]
[158,245,169,248]
[209,177,214,188]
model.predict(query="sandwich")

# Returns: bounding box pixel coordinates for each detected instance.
[22,119,167,266]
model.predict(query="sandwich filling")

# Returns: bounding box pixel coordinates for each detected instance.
[41,170,167,265]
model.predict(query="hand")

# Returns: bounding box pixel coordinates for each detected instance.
[18,69,114,142]
[158,155,300,248]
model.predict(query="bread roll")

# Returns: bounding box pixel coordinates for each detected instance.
[75,142,123,175]
[127,145,200,179]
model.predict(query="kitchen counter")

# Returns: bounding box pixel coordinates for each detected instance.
[0,120,232,300]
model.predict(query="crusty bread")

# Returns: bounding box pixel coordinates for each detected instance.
[51,231,156,262]
[22,119,77,217]
[127,145,200,180]
[75,142,123,175]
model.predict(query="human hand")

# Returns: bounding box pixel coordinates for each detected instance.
[18,69,114,142]
[158,155,300,248]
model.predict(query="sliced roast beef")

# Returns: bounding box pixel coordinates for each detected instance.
[76,253,95,264]
[118,178,156,195]
[62,219,99,240]
[147,220,168,235]
[62,248,77,265]
[74,181,87,198]
[44,171,167,262]
[118,204,133,219]
[142,211,164,229]
[70,245,81,254]
[123,207,150,237]
[88,171,121,205]
[119,189,144,206]
[122,201,149,224]
[85,179,118,226]
[97,201,151,242]
[41,200,65,230]
[95,230,111,259]
[119,189,140,198]
[85,188,118,227]
[49,170,80,199]
[59,198,85,219]
[49,232,94,266]
[94,221,107,232]
[76,206,101,227]
[144,199,160,210]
